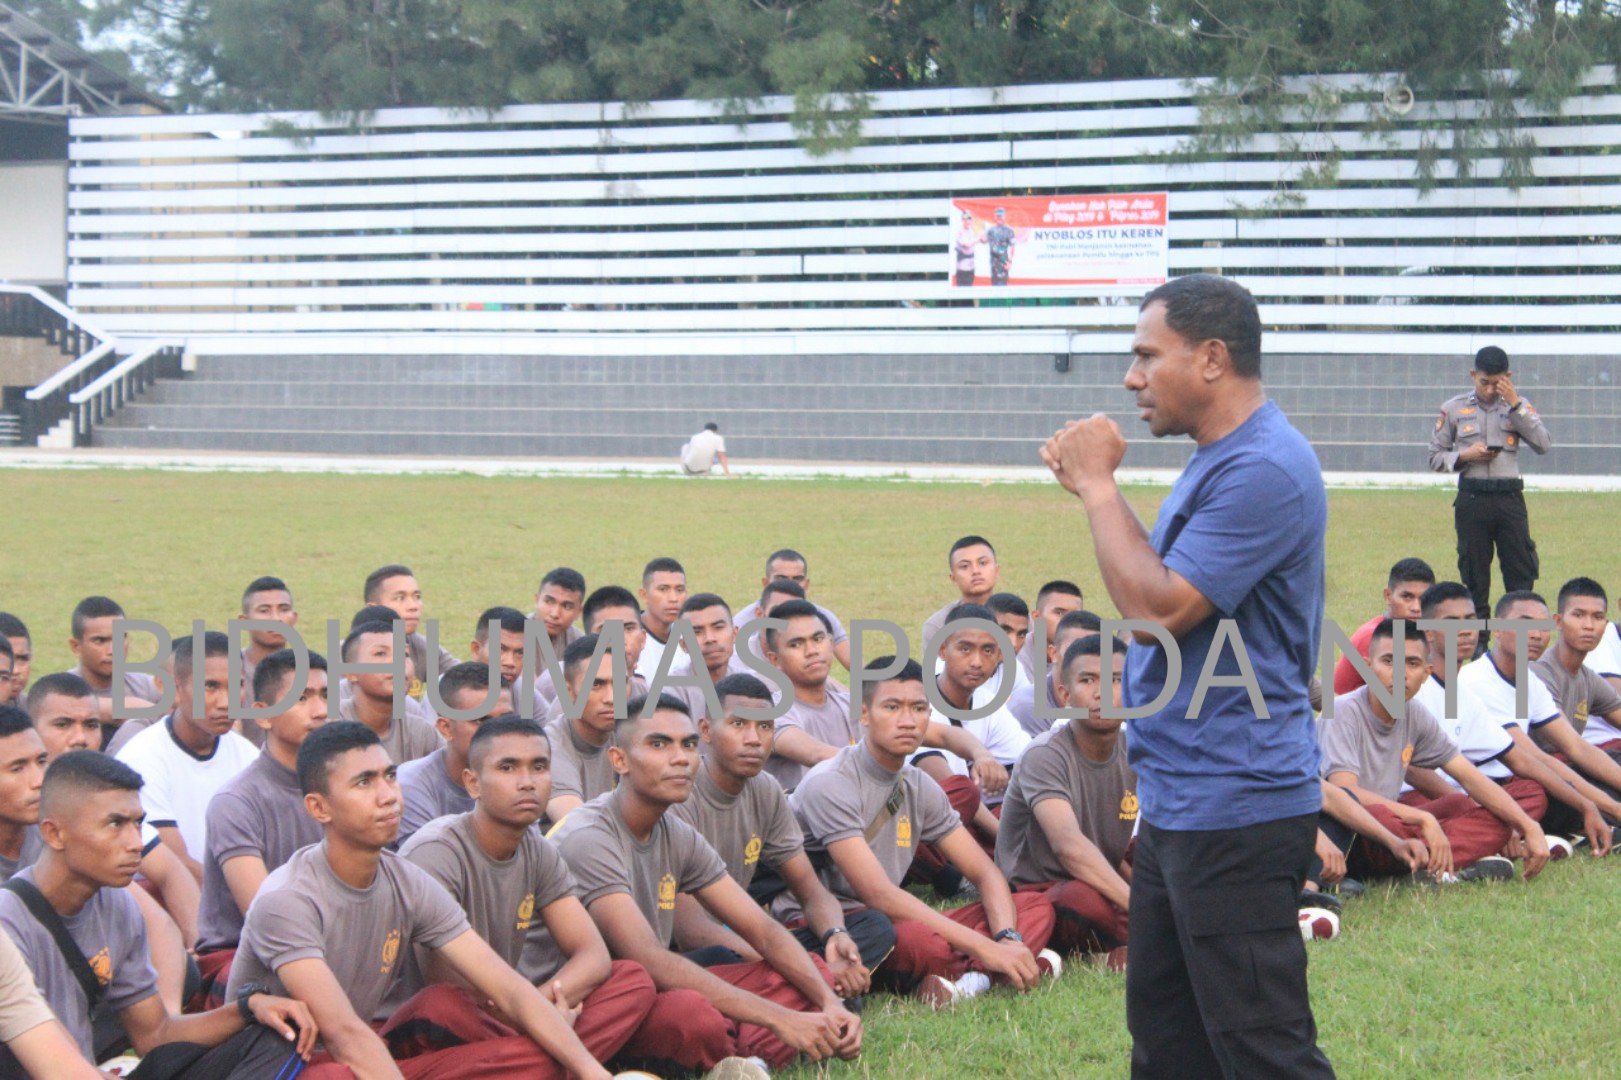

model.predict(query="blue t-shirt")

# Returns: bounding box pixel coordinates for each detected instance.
[1122,399,1326,830]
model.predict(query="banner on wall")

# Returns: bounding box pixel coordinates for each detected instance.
[947,193,1169,288]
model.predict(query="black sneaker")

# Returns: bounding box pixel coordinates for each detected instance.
[1456,856,1515,883]
[1334,877,1366,899]
[1298,889,1344,915]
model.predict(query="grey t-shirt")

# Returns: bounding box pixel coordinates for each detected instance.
[544,715,616,806]
[670,765,803,889]
[397,748,475,848]
[552,790,728,949]
[994,729,1136,888]
[1007,674,1059,737]
[0,826,42,884]
[767,685,857,792]
[1319,685,1458,800]
[337,695,443,765]
[1531,654,1621,744]
[198,752,324,952]
[399,813,578,987]
[0,868,157,1065]
[227,843,470,1022]
[780,743,958,922]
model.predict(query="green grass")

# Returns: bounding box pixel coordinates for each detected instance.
[6,468,1621,1078]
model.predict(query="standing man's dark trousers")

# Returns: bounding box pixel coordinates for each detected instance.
[1127,814,1335,1079]
[1455,480,1539,624]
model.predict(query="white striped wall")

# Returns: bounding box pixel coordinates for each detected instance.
[65,69,1621,354]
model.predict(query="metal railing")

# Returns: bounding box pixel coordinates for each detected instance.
[2,284,128,445]
[67,341,181,446]
[0,283,111,357]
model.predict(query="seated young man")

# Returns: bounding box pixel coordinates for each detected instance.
[1018,581,1084,685]
[1319,619,1551,882]
[663,594,753,723]
[636,558,689,683]
[921,536,1000,649]
[734,550,851,672]
[736,579,809,668]
[195,649,330,1005]
[973,593,1034,700]
[1006,608,1101,737]
[554,694,861,1075]
[543,635,626,825]
[337,619,443,764]
[363,564,458,701]
[0,752,315,1077]
[535,567,588,660]
[763,599,856,792]
[995,637,1132,963]
[397,662,503,846]
[116,632,258,885]
[535,589,652,724]
[1332,557,1435,695]
[1532,577,1621,787]
[0,611,32,702]
[234,575,300,742]
[0,707,45,884]
[398,717,656,1068]
[786,659,1056,1008]
[671,674,893,991]
[25,675,201,1015]
[0,639,14,708]
[226,721,616,1080]
[467,605,532,716]
[63,596,160,745]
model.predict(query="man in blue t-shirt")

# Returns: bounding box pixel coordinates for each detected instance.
[1041,273,1334,1079]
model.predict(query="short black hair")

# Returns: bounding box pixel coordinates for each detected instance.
[704,422,719,432]
[242,576,292,608]
[0,705,34,740]
[1419,581,1474,617]
[1557,576,1609,614]
[1473,346,1510,375]
[618,691,692,737]
[562,634,603,687]
[253,649,327,706]
[860,657,924,705]
[1057,609,1104,635]
[760,579,806,608]
[943,602,995,629]
[948,535,995,564]
[350,605,402,632]
[468,716,548,772]
[642,557,685,585]
[1034,581,1083,609]
[26,672,93,718]
[1387,558,1435,589]
[297,721,383,796]
[0,613,28,642]
[0,639,10,664]
[715,673,773,706]
[765,549,807,575]
[71,596,124,640]
[583,586,641,629]
[1495,590,1548,618]
[1060,634,1112,680]
[539,567,587,596]
[41,750,142,816]
[174,630,231,683]
[1367,617,1423,650]
[763,599,830,652]
[1140,273,1263,378]
[342,620,397,662]
[438,661,492,704]
[363,565,415,603]
[680,592,731,619]
[474,606,528,641]
[986,593,1029,619]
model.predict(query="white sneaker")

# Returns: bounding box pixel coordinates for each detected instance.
[701,1057,771,1080]
[916,969,992,1009]
[1036,948,1064,980]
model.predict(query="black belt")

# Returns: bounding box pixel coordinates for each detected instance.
[1459,477,1524,494]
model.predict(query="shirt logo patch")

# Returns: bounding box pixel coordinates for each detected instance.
[1119,792,1139,821]
[744,835,762,865]
[658,873,677,910]
[407,677,425,699]
[1459,423,1478,436]
[1506,434,1517,447]
[89,947,113,986]
[1435,413,1445,431]
[517,892,536,931]
[1459,407,1476,416]
[895,814,912,848]
[1402,744,1415,767]
[380,929,402,974]
[1576,701,1590,726]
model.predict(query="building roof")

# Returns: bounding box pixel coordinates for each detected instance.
[0,2,165,120]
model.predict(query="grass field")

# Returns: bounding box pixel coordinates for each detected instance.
[5,468,1621,1079]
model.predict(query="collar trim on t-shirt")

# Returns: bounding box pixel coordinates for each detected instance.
[165,715,221,762]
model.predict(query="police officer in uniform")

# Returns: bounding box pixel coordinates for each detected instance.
[1428,346,1551,627]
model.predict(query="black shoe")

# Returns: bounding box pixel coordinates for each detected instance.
[1298,889,1344,915]
[1456,856,1515,883]
[1331,877,1365,900]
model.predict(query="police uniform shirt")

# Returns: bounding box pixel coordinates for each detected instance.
[669,764,804,890]
[1428,391,1550,479]
[1531,655,1621,747]
[993,727,1137,888]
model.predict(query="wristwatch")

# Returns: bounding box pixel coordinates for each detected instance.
[821,926,849,945]
[236,982,267,1024]
[992,928,1024,944]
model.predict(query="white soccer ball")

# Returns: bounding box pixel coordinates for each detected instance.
[1298,906,1340,942]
